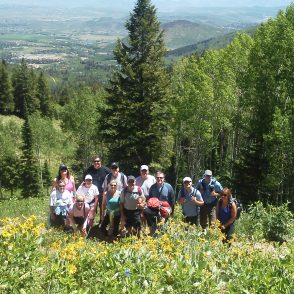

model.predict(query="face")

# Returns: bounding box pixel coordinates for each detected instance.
[204,174,212,183]
[58,184,65,192]
[76,198,84,209]
[156,173,164,185]
[60,168,67,177]
[184,180,192,188]
[110,182,117,191]
[85,179,92,187]
[93,158,101,169]
[111,167,119,176]
[221,190,231,201]
[140,169,148,179]
[127,179,135,189]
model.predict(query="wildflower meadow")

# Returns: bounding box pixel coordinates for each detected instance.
[0,197,293,293]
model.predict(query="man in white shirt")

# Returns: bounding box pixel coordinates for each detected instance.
[135,165,156,197]
[76,174,99,225]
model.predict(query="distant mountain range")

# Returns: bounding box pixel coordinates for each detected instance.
[1,0,293,8]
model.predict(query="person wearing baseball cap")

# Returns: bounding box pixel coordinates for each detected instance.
[135,165,156,197]
[120,175,145,237]
[195,170,223,229]
[178,177,204,226]
[76,174,99,227]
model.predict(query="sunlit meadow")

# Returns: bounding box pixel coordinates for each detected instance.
[0,197,293,293]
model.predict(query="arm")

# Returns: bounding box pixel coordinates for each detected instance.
[70,176,76,194]
[120,192,125,226]
[101,191,107,221]
[177,190,185,205]
[223,202,237,228]
[191,190,204,206]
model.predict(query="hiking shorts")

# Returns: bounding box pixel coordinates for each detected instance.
[124,208,141,229]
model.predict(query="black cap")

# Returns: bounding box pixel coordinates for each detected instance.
[59,164,67,170]
[111,162,119,169]
[127,175,136,182]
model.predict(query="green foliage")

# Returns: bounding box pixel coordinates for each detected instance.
[36,72,52,118]
[237,201,293,242]
[61,87,106,177]
[0,61,14,114]
[100,0,173,174]
[21,114,42,198]
[0,201,293,293]
[42,160,51,192]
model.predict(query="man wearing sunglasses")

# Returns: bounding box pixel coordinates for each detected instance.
[83,156,110,222]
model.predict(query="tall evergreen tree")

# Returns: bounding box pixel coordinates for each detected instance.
[42,160,51,193]
[100,0,172,174]
[37,72,51,117]
[0,60,14,114]
[21,106,42,197]
[13,59,39,118]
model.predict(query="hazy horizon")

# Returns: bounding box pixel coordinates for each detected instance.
[1,0,293,8]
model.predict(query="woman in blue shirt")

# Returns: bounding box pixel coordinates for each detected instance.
[216,187,237,243]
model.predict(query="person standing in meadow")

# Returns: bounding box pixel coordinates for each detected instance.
[83,156,110,223]
[196,170,223,230]
[135,165,156,197]
[178,177,204,226]
[100,180,121,238]
[145,171,175,235]
[102,162,127,192]
[76,174,99,227]
[216,188,237,243]
[120,176,145,237]
[49,180,73,227]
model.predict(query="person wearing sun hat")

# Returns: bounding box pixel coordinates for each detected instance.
[135,165,156,197]
[178,177,204,226]
[195,170,223,229]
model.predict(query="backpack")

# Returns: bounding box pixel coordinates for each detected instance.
[106,172,126,187]
[199,178,216,192]
[147,197,171,218]
[228,198,243,219]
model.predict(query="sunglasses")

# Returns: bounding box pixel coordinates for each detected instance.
[156,177,164,179]
[94,160,100,163]
[76,200,84,203]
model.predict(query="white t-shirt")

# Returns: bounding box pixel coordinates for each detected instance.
[76,184,99,205]
[135,175,156,196]
[50,189,72,207]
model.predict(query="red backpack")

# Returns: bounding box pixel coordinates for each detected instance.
[147,197,171,218]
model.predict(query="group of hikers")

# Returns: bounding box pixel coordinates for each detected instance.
[49,156,238,242]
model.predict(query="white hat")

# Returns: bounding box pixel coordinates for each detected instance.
[183,177,192,183]
[85,174,93,180]
[140,165,149,171]
[204,170,212,176]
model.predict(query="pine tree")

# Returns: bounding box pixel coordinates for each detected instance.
[21,106,42,197]
[100,0,173,174]
[37,72,51,117]
[0,60,14,114]
[42,160,51,193]
[13,59,39,118]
